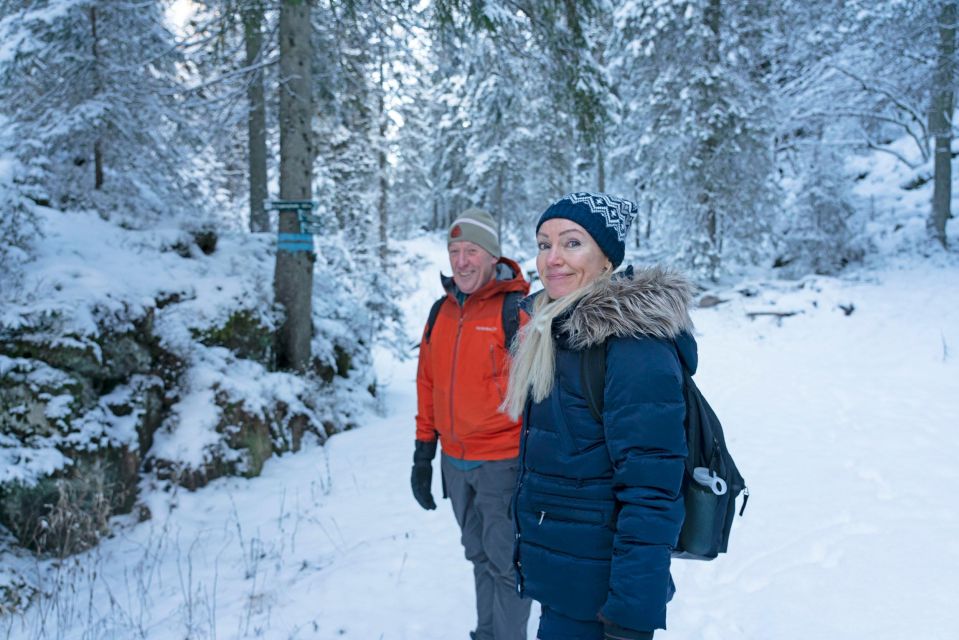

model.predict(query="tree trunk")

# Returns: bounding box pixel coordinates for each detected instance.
[597,139,605,192]
[645,200,652,242]
[90,7,104,190]
[273,0,314,372]
[633,205,640,248]
[377,43,389,270]
[494,166,504,242]
[930,0,956,247]
[94,141,104,191]
[701,0,722,278]
[244,2,269,233]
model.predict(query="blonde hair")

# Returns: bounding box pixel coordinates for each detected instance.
[501,274,610,419]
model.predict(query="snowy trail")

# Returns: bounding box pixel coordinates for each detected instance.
[5,254,959,640]
[668,268,959,640]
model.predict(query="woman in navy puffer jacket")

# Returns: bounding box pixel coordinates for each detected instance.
[503,193,694,640]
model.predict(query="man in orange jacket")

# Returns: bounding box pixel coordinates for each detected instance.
[413,207,531,640]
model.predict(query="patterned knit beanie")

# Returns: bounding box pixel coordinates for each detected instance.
[535,192,638,269]
[448,208,501,258]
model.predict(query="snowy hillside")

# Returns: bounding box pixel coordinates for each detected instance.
[0,205,374,575]
[2,232,957,639]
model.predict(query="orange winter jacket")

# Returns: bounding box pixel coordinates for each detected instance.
[415,257,530,460]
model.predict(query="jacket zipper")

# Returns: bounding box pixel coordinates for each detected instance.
[448,305,465,458]
[489,344,505,401]
[513,399,533,595]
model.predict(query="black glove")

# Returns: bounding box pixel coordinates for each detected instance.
[598,614,653,640]
[411,439,438,510]
[603,622,653,640]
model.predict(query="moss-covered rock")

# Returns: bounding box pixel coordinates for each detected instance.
[334,345,351,377]
[0,270,370,561]
[151,390,324,491]
[192,228,218,255]
[217,392,273,478]
[1,336,102,382]
[314,344,353,383]
[99,334,153,389]
[1,329,153,395]
[0,313,177,558]
[133,380,167,458]
[0,359,93,439]
[194,309,274,367]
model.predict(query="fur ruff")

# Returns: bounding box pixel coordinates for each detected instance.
[501,265,694,419]
[563,266,694,350]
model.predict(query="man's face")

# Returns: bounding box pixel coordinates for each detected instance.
[448,241,498,294]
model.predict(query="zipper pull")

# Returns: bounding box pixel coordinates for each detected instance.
[538,511,545,525]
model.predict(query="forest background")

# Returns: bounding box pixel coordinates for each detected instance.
[0,0,958,637]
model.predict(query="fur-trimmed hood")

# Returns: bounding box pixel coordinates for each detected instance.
[562,265,695,350]
[503,265,698,418]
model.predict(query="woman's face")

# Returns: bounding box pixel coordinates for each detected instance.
[536,218,611,299]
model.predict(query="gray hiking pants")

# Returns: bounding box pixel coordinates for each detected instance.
[442,456,531,640]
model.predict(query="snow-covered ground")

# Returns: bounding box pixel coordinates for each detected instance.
[3,233,959,639]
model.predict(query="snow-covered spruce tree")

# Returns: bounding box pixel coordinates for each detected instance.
[750,1,864,275]
[460,28,527,234]
[315,1,380,247]
[775,131,861,277]
[242,0,271,233]
[404,5,504,233]
[458,14,551,234]
[0,116,38,296]
[180,0,278,233]
[0,0,205,227]
[821,0,957,249]
[423,31,473,230]
[311,1,417,356]
[608,0,778,278]
[424,0,612,241]
[754,0,957,266]
[526,0,614,196]
[389,43,437,235]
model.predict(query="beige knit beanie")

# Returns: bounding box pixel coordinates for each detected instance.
[448,208,501,258]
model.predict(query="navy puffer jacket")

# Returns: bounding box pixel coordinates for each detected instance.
[513,266,695,634]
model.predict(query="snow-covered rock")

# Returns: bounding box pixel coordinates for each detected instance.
[0,208,374,559]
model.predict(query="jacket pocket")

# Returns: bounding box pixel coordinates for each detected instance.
[526,493,610,526]
[518,492,616,562]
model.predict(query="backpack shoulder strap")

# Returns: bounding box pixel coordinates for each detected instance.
[583,338,686,424]
[501,291,523,351]
[422,295,448,345]
[580,341,606,423]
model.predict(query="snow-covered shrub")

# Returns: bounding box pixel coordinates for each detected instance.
[0,142,40,300]
[767,133,868,278]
